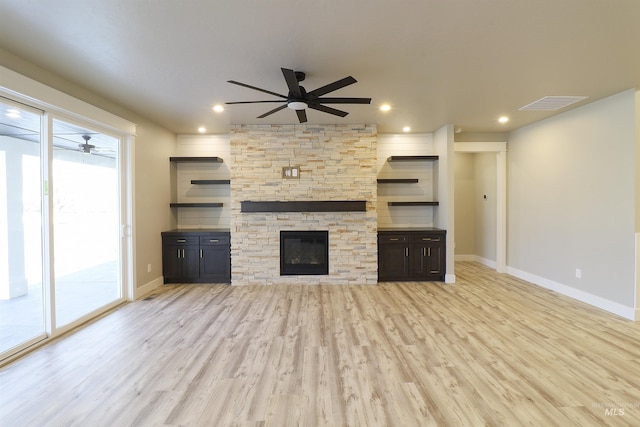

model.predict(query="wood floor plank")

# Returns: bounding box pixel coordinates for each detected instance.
[2,262,640,426]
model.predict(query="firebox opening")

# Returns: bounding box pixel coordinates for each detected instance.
[280,231,329,275]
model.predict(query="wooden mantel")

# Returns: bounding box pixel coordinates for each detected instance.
[240,200,367,213]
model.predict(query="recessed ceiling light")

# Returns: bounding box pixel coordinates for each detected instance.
[213,105,224,113]
[380,104,391,112]
[498,116,509,124]
[198,127,206,133]
[403,126,411,132]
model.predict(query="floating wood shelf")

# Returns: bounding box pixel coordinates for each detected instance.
[388,201,439,206]
[387,155,439,161]
[170,203,224,208]
[241,200,367,213]
[377,178,419,183]
[191,179,230,185]
[169,157,223,163]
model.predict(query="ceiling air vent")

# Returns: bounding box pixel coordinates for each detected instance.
[519,96,588,111]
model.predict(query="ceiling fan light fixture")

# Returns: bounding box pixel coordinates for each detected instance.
[287,101,307,110]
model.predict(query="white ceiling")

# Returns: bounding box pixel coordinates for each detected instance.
[1,0,639,135]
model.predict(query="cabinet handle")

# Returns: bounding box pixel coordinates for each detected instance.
[405,248,408,257]
[176,239,187,243]
[182,249,185,258]
[200,249,203,258]
[389,238,399,241]
[177,249,180,258]
[428,248,431,257]
[422,238,431,241]
[209,239,219,243]
[423,248,426,257]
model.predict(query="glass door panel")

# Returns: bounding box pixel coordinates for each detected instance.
[52,120,121,328]
[0,102,46,355]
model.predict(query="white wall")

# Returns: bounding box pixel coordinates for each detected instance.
[475,153,497,262]
[508,89,636,312]
[377,133,436,228]
[133,123,175,291]
[434,124,455,282]
[173,134,231,229]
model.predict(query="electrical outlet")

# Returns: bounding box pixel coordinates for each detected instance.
[575,268,581,279]
[147,264,152,273]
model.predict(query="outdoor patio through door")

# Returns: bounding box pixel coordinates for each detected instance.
[0,100,126,362]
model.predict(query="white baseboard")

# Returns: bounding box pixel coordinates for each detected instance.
[445,274,456,284]
[455,254,496,269]
[133,276,164,300]
[507,266,637,321]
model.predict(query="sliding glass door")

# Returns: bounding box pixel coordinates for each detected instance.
[0,100,126,360]
[51,119,122,328]
[0,101,46,355]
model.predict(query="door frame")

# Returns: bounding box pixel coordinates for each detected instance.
[0,65,136,363]
[454,141,507,273]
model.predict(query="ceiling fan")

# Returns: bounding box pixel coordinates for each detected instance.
[74,134,115,156]
[79,134,95,153]
[226,68,372,123]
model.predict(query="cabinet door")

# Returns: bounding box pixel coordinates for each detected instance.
[409,233,445,280]
[200,245,231,282]
[410,242,442,277]
[425,241,444,277]
[378,233,410,281]
[162,244,199,282]
[410,243,429,277]
[162,244,183,281]
[182,246,200,280]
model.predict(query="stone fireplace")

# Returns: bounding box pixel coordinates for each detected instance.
[229,124,377,285]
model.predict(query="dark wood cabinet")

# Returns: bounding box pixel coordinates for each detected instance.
[378,229,446,282]
[162,230,230,283]
[198,234,231,282]
[409,233,445,279]
[378,233,410,279]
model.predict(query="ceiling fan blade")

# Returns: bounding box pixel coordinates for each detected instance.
[312,97,372,104]
[307,76,357,97]
[226,100,285,104]
[308,104,349,117]
[227,80,287,99]
[281,68,302,98]
[296,109,307,123]
[257,104,288,118]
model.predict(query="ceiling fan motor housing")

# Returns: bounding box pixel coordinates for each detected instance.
[288,85,308,110]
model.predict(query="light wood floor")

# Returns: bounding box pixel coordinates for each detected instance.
[1,262,640,426]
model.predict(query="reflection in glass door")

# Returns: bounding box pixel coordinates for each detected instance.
[52,119,121,328]
[0,102,46,355]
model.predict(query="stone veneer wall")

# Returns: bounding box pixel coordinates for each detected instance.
[230,124,378,285]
